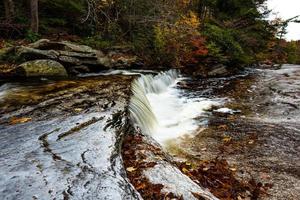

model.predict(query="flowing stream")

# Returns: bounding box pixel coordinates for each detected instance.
[1,65,300,199]
[129,70,222,144]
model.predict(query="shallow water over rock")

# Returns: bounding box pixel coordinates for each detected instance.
[1,65,299,199]
[0,75,142,200]
[164,64,300,200]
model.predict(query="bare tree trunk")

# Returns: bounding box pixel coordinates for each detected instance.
[30,0,39,33]
[3,0,15,22]
[198,1,207,30]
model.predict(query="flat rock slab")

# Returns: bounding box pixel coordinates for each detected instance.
[0,113,140,200]
[0,75,141,200]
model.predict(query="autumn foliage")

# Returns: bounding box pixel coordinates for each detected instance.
[153,11,208,67]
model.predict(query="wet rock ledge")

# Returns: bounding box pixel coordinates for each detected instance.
[0,74,217,200]
[0,75,142,200]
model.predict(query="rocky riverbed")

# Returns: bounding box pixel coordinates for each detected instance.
[0,72,217,200]
[0,64,299,200]
[0,75,144,199]
[166,64,300,200]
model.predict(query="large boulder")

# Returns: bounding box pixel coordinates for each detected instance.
[16,59,68,77]
[16,46,60,60]
[5,39,141,74]
[27,39,95,53]
[16,40,112,68]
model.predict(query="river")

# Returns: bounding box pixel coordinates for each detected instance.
[0,64,299,199]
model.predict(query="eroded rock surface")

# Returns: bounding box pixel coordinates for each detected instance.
[167,64,300,200]
[0,75,141,200]
[122,134,217,200]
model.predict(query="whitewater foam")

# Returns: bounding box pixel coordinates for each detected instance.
[129,70,222,144]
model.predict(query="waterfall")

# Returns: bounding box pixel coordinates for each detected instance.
[129,69,221,143]
[128,70,179,135]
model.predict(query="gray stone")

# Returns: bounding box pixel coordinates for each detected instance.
[16,46,59,60]
[58,55,81,65]
[15,41,112,68]
[8,39,141,72]
[207,65,229,77]
[57,50,97,58]
[60,41,95,53]
[27,39,52,49]
[0,76,141,200]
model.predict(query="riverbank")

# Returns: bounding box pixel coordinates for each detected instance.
[0,39,237,82]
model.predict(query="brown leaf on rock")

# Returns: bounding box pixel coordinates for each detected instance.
[10,117,32,125]
[222,136,232,143]
[126,167,137,172]
[122,133,182,199]
[176,159,271,200]
[136,183,146,190]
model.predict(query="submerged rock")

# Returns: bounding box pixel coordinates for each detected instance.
[15,59,68,77]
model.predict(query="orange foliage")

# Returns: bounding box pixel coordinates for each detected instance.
[179,35,208,65]
[154,11,208,67]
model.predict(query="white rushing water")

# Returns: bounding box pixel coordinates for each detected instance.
[129,70,222,144]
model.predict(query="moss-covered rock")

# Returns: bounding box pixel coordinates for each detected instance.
[16,59,68,77]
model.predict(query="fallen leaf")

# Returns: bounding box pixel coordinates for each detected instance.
[126,167,137,172]
[248,139,255,144]
[202,167,209,171]
[140,150,146,154]
[223,136,232,143]
[136,183,146,190]
[74,108,83,112]
[237,196,243,200]
[10,117,32,125]
[185,162,192,166]
[229,167,237,172]
[154,156,163,160]
[182,167,189,173]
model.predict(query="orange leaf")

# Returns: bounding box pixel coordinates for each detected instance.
[10,117,32,125]
[222,136,232,143]
[126,167,137,172]
[136,183,146,190]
